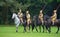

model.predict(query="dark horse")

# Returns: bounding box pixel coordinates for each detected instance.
[32,15,52,33]
[22,13,27,32]
[32,15,45,32]
[44,15,51,33]
[44,15,60,33]
[22,13,31,32]
[55,19,60,33]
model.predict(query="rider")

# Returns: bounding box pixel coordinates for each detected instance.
[39,10,44,25]
[18,9,23,23]
[51,10,57,25]
[26,11,31,26]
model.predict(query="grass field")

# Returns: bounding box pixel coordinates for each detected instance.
[0,25,60,37]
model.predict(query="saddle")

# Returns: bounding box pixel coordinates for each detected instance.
[54,20,58,22]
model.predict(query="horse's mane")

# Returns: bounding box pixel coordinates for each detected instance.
[44,15,50,21]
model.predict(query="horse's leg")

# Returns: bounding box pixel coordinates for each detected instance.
[35,24,38,32]
[16,23,19,32]
[45,25,48,33]
[42,23,44,32]
[32,23,35,31]
[39,25,41,32]
[46,25,51,33]
[28,24,30,32]
[23,24,26,32]
[45,25,51,33]
[42,25,45,33]
[16,27,18,32]
[24,26,26,32]
[34,22,38,32]
[36,26,38,32]
[48,25,51,33]
[26,24,30,32]
[44,22,47,33]
[56,26,59,33]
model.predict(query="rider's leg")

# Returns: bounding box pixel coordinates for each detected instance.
[52,21,54,25]
[20,18,23,25]
[21,18,23,23]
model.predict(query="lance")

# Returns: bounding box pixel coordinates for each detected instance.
[56,4,60,10]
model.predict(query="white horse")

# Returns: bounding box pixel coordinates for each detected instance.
[12,13,20,32]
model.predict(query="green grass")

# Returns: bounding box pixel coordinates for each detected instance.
[0,25,60,37]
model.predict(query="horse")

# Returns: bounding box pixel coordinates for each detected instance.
[55,19,60,33]
[12,13,20,32]
[22,14,27,32]
[44,15,51,33]
[22,13,31,32]
[44,15,60,33]
[32,15,45,32]
[31,15,39,32]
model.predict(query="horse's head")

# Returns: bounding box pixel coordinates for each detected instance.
[12,13,16,19]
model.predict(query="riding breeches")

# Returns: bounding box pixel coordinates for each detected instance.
[27,19,31,26]
[20,18,23,23]
[51,19,56,25]
[52,20,56,25]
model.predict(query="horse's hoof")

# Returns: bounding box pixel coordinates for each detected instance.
[43,31,44,33]
[40,31,41,32]
[16,30,18,32]
[49,31,51,33]
[23,31,25,33]
[36,30,38,32]
[56,32,58,34]
[32,30,33,32]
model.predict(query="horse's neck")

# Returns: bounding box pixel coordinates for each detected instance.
[14,14,19,19]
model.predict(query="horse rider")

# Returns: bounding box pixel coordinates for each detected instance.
[51,10,57,25]
[18,9,23,24]
[38,10,44,25]
[26,11,31,26]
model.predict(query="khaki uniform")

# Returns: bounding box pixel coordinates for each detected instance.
[51,13,57,21]
[19,13,23,23]
[51,10,57,25]
[39,13,43,21]
[18,10,23,23]
[26,11,31,25]
[39,10,44,25]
